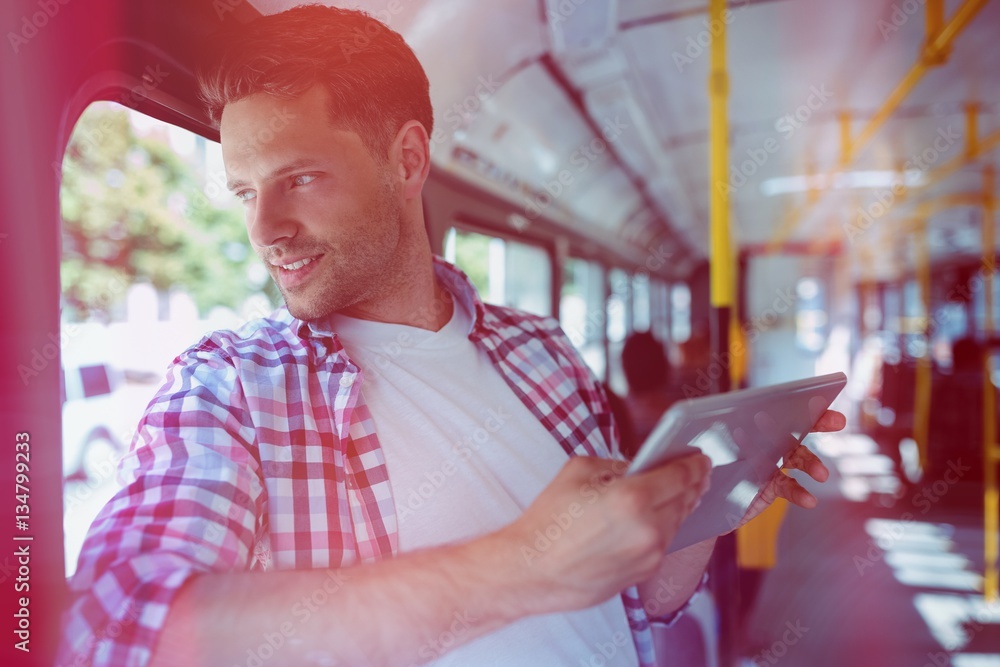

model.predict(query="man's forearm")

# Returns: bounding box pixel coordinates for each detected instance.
[637,537,715,618]
[148,532,529,667]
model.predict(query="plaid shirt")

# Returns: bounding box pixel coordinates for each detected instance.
[59,258,660,667]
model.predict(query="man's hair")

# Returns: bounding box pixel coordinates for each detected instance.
[198,4,434,161]
[622,330,669,393]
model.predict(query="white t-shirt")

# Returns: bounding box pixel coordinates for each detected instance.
[329,291,638,667]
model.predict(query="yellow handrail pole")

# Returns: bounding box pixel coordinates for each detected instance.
[839,112,852,166]
[767,0,990,251]
[984,355,998,602]
[918,124,998,195]
[983,163,998,601]
[967,102,981,160]
[814,126,1000,249]
[709,0,732,317]
[706,3,740,662]
[729,231,745,390]
[913,218,933,472]
[850,0,982,152]
[985,165,996,328]
[924,0,951,64]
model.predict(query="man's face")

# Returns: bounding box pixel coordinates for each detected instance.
[220,85,403,321]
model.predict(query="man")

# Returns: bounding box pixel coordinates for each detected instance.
[59,6,843,666]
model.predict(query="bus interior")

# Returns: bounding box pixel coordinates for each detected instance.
[2,0,1000,665]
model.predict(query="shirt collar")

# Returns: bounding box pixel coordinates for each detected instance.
[292,256,494,341]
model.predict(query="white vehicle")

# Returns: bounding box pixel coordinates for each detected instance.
[61,362,127,483]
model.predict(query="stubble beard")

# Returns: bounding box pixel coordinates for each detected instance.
[270,176,403,322]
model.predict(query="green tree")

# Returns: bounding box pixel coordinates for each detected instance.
[452,230,491,297]
[60,103,275,321]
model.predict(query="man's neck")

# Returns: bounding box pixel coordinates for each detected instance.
[335,249,454,331]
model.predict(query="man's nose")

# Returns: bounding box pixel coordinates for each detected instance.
[247,192,297,248]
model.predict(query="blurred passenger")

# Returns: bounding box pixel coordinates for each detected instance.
[927,335,987,491]
[952,335,983,373]
[604,382,638,459]
[621,330,678,458]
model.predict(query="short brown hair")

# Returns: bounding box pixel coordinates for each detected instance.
[198,4,434,161]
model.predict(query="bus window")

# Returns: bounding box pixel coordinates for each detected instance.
[902,278,926,358]
[670,283,692,344]
[444,228,552,317]
[650,279,671,346]
[607,268,629,344]
[882,282,901,335]
[795,277,827,352]
[861,283,882,333]
[59,102,276,577]
[632,273,650,332]
[972,264,998,337]
[560,258,606,379]
[604,269,630,393]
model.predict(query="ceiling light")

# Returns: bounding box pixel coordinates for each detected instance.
[760,170,927,197]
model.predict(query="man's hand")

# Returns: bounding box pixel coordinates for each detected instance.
[493,452,711,617]
[733,409,846,530]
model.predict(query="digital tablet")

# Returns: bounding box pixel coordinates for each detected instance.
[627,372,847,552]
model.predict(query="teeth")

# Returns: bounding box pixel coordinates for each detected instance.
[280,257,315,271]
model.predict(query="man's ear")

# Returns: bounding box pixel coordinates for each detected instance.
[392,120,431,200]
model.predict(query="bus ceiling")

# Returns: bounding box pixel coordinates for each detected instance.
[6,0,999,280]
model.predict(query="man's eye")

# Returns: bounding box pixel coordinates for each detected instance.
[235,190,256,203]
[292,174,317,187]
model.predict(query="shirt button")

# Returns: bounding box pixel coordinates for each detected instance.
[339,375,355,388]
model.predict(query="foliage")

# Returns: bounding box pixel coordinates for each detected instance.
[451,229,491,297]
[59,103,275,321]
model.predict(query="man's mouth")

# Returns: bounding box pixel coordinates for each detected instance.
[271,254,323,290]
[277,256,319,271]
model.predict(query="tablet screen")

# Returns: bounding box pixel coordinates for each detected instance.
[626,372,847,552]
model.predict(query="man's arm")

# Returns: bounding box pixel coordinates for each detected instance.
[148,454,712,667]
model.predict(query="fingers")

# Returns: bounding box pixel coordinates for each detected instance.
[632,452,712,511]
[769,473,818,509]
[812,410,846,432]
[783,444,829,483]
